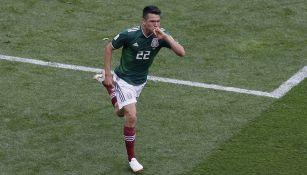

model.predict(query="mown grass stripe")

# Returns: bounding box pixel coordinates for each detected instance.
[188,79,307,175]
[1,54,306,99]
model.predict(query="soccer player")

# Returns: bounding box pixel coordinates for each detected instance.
[94,5,185,173]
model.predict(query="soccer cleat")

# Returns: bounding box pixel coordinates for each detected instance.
[93,70,105,84]
[129,158,144,173]
[94,70,117,106]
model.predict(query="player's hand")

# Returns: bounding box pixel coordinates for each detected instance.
[103,74,114,87]
[153,27,167,39]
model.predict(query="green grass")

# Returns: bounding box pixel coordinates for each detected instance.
[0,61,273,174]
[1,0,306,90]
[189,79,307,175]
[0,0,307,174]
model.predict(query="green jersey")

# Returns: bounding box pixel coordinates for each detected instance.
[112,26,172,85]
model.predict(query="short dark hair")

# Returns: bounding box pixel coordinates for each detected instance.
[143,5,161,18]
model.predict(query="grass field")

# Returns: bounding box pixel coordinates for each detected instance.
[1,0,306,174]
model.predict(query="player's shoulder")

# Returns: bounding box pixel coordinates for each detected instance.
[160,27,171,36]
[159,28,173,41]
[117,26,140,35]
[119,26,141,38]
[126,26,141,33]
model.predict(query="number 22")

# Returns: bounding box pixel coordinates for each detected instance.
[136,51,150,60]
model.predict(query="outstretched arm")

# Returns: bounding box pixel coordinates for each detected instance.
[153,28,185,57]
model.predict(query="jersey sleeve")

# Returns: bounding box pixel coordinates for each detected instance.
[159,30,175,49]
[111,30,129,49]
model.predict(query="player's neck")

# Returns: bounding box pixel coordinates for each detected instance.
[141,26,153,38]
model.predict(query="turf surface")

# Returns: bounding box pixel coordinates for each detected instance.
[0,0,306,174]
[189,80,307,175]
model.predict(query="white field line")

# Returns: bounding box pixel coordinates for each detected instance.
[0,54,102,73]
[147,76,276,98]
[270,66,307,98]
[1,54,306,99]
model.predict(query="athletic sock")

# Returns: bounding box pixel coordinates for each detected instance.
[103,84,117,106]
[124,126,136,161]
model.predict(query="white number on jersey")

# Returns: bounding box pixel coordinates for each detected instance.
[136,51,150,60]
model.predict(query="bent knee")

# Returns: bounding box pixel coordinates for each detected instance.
[125,115,137,127]
[116,111,124,117]
[124,110,137,124]
[115,108,124,117]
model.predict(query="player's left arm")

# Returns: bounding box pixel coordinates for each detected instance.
[153,28,185,57]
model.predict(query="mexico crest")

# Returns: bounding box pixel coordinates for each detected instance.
[151,38,159,48]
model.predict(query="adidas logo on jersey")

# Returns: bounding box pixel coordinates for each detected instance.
[133,43,139,47]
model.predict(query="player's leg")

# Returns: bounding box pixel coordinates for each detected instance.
[123,103,143,173]
[123,103,137,162]
[112,75,145,173]
[123,103,137,127]
[93,70,118,108]
[115,103,125,117]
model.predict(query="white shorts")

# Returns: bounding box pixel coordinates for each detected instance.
[114,74,146,109]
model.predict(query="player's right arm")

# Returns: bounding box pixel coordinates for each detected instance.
[103,42,114,87]
[103,30,128,87]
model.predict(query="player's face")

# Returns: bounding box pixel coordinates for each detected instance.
[143,13,161,33]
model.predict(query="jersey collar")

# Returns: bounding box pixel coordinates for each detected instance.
[141,26,154,38]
